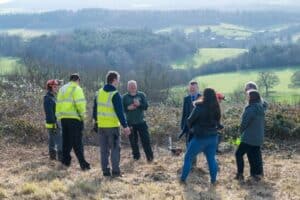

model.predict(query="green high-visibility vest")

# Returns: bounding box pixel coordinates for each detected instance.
[56,82,86,121]
[97,88,120,128]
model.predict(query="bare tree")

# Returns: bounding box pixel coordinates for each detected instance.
[257,72,280,97]
[289,71,300,88]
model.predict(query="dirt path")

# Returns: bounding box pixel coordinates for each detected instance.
[0,143,299,200]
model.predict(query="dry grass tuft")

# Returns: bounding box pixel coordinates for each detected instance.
[0,188,7,199]
[49,179,67,193]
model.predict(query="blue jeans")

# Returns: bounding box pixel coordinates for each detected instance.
[181,135,218,183]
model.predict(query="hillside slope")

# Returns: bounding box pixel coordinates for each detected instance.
[0,143,299,200]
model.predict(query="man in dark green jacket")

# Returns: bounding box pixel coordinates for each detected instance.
[122,80,154,162]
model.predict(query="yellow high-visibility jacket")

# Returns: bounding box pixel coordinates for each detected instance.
[56,81,86,121]
[97,88,120,128]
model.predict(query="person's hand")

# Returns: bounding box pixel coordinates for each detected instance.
[133,99,140,107]
[123,127,131,136]
[127,104,136,110]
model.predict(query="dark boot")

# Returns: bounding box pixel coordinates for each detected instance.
[234,173,244,181]
[57,151,63,162]
[80,161,91,171]
[49,150,57,160]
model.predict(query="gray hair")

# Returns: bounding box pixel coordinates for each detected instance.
[127,80,137,86]
[245,81,258,91]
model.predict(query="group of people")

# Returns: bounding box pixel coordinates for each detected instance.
[179,81,266,184]
[43,70,266,184]
[44,71,153,176]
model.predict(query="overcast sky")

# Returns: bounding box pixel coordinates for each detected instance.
[1,0,300,12]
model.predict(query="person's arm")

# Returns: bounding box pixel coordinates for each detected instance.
[44,96,56,124]
[122,94,129,113]
[187,106,201,129]
[262,99,268,111]
[180,97,187,130]
[139,92,148,110]
[112,92,128,128]
[92,95,97,121]
[240,106,255,133]
[73,87,87,121]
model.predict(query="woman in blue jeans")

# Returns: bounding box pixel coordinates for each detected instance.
[180,88,221,184]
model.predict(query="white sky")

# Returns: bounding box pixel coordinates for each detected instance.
[0,0,300,12]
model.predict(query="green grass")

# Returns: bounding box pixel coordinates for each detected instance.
[172,48,247,69]
[0,57,23,75]
[173,67,300,103]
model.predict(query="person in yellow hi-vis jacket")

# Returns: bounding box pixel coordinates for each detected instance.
[56,73,90,171]
[92,71,131,177]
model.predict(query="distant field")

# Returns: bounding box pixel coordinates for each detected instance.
[172,48,247,69]
[157,23,254,39]
[0,57,23,75]
[0,29,55,39]
[173,67,300,103]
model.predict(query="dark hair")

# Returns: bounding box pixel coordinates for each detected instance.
[70,73,80,82]
[197,88,221,121]
[106,71,120,84]
[248,90,261,104]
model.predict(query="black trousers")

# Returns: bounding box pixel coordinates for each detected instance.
[235,142,263,176]
[61,119,89,167]
[129,122,153,161]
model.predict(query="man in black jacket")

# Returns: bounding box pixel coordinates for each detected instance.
[43,79,62,161]
[181,81,201,144]
[180,81,201,166]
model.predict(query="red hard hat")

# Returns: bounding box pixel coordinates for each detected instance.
[216,92,226,101]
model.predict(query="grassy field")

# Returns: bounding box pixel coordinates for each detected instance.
[157,23,255,39]
[0,57,23,75]
[172,48,247,69]
[173,67,300,103]
[0,142,299,200]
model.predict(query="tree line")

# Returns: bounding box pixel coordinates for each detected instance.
[0,29,196,101]
[1,9,300,30]
[197,44,300,75]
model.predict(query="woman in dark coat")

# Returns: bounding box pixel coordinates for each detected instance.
[235,89,265,181]
[180,88,221,185]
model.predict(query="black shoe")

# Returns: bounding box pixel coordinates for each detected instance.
[57,151,63,162]
[234,173,244,181]
[112,172,122,178]
[133,156,140,161]
[103,172,111,177]
[251,175,262,182]
[49,150,57,160]
[80,162,91,171]
[147,157,154,163]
